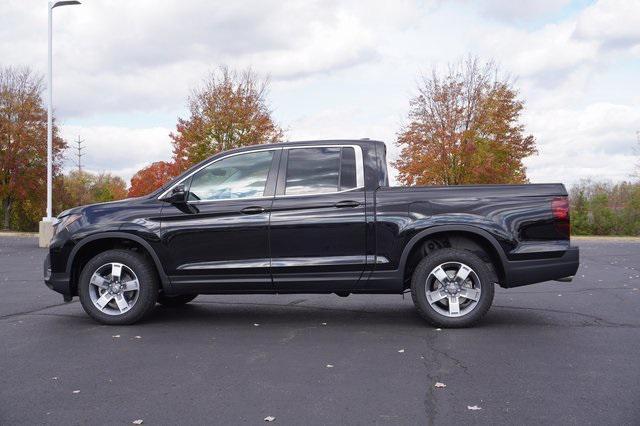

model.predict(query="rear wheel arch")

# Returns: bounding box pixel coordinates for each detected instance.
[67,233,169,296]
[400,226,506,288]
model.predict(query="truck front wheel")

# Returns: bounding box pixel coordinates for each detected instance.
[410,248,494,328]
[78,249,159,325]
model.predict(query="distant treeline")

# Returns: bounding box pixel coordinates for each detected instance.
[570,180,640,236]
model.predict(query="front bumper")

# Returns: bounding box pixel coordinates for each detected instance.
[503,246,580,288]
[44,253,73,301]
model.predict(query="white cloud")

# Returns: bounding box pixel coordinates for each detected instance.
[574,0,640,49]
[471,0,572,23]
[524,102,640,185]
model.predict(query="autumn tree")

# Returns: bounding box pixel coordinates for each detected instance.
[171,66,284,172]
[57,171,127,213]
[0,66,66,229]
[394,57,537,186]
[91,173,127,202]
[128,161,178,197]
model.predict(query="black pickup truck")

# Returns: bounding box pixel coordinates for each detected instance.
[45,139,579,327]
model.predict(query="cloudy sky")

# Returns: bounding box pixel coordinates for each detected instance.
[2,0,639,186]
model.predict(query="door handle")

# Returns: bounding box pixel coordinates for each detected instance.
[334,200,360,208]
[241,206,267,215]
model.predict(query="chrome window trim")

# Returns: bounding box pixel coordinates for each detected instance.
[157,147,280,200]
[157,144,365,201]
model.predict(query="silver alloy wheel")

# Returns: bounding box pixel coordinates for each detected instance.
[424,262,481,318]
[88,262,140,316]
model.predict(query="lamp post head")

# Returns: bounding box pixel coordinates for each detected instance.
[51,1,81,9]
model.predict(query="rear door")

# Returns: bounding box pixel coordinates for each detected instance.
[269,145,367,291]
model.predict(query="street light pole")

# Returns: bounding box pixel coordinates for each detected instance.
[45,0,81,222]
[41,0,80,248]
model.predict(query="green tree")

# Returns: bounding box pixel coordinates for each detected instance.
[570,186,590,235]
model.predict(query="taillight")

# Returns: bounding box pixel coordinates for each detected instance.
[552,196,570,237]
[552,197,569,220]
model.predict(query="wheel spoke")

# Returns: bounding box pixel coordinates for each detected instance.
[447,296,460,315]
[122,279,139,292]
[90,275,108,289]
[431,266,449,284]
[426,289,448,304]
[114,294,129,313]
[111,263,123,281]
[455,264,471,283]
[95,293,114,310]
[459,287,481,301]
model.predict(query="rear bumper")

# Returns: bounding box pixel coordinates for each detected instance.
[44,254,73,301]
[503,246,579,288]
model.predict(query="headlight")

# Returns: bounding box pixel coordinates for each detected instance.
[54,214,81,235]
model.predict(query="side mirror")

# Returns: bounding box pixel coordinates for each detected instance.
[160,184,187,204]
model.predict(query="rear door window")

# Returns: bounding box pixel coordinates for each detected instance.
[284,146,358,195]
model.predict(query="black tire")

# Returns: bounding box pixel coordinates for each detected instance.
[78,249,159,325]
[157,294,198,307]
[411,248,494,328]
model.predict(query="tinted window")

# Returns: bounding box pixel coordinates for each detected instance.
[339,147,357,191]
[285,147,340,195]
[188,150,274,201]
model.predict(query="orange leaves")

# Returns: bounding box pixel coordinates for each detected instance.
[0,66,67,229]
[129,66,284,199]
[170,66,284,172]
[394,57,537,186]
[128,161,178,197]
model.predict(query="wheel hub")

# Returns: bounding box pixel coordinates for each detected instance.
[446,283,459,294]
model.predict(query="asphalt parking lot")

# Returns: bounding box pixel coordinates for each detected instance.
[1,236,639,425]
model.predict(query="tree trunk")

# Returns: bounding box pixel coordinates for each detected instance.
[2,198,11,230]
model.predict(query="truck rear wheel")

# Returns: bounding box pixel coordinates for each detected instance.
[410,248,494,328]
[78,249,159,325]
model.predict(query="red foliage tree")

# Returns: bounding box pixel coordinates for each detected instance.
[128,161,178,197]
[0,66,66,229]
[170,66,284,172]
[394,57,537,185]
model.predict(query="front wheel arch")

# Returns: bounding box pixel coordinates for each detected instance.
[68,233,169,296]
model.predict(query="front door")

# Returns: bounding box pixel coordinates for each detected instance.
[160,148,280,292]
[269,145,367,291]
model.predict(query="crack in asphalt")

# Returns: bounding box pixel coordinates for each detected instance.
[504,286,637,295]
[493,305,640,328]
[0,301,78,320]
